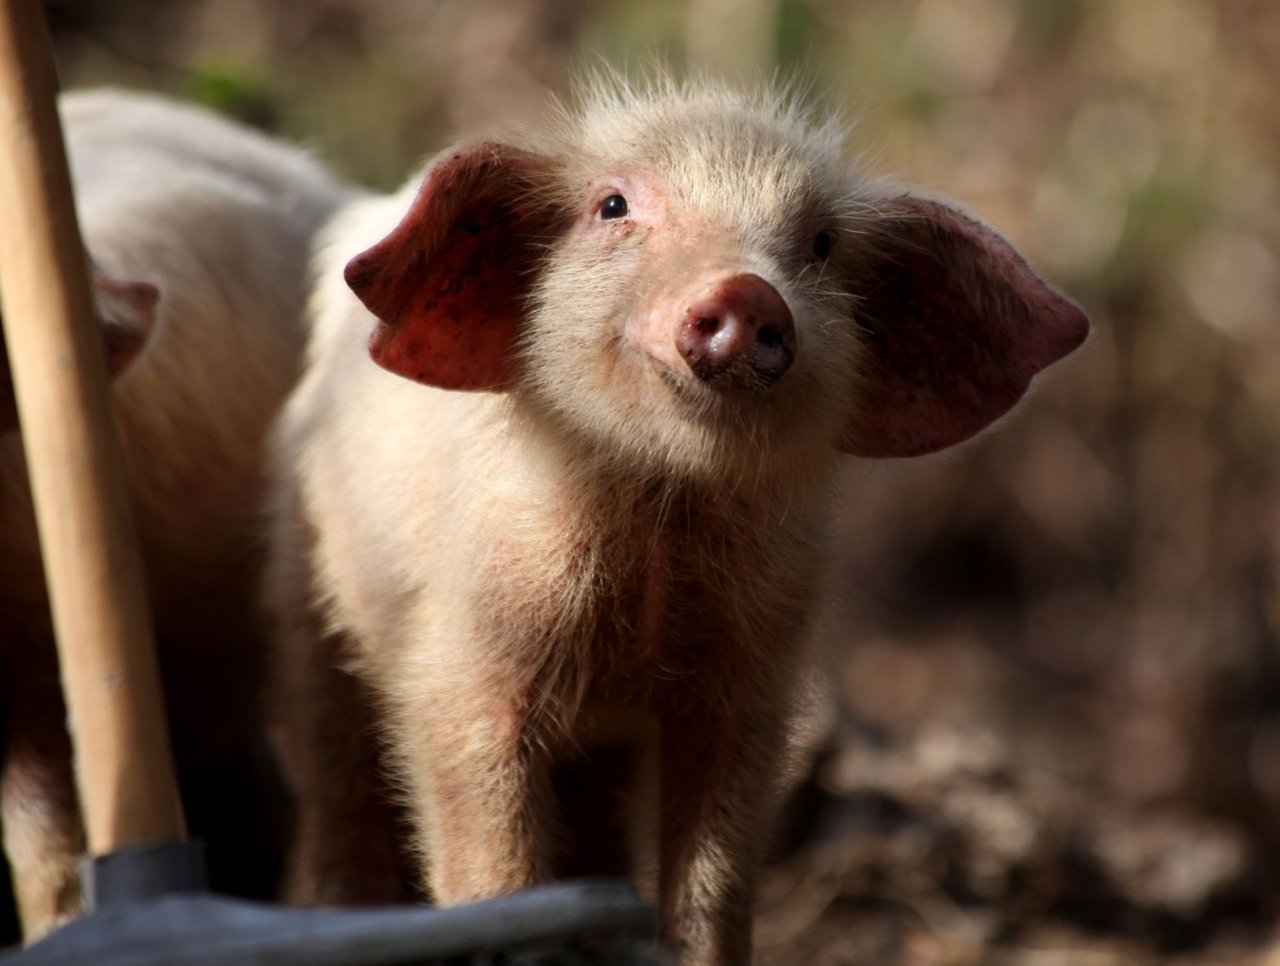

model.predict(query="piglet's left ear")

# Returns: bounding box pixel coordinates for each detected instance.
[842,195,1089,458]
[345,143,556,392]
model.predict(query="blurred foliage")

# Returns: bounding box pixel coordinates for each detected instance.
[27,0,1280,962]
[184,64,277,129]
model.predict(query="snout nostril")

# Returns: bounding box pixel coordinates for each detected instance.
[757,326,783,349]
[677,274,795,387]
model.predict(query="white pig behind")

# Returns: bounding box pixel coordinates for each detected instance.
[0,89,352,940]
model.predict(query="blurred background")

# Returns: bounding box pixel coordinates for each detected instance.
[8,0,1280,962]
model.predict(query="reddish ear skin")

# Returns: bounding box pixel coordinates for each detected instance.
[843,196,1090,458]
[0,273,157,434]
[346,143,552,392]
[92,272,159,375]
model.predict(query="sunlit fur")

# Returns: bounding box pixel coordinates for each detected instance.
[0,89,350,941]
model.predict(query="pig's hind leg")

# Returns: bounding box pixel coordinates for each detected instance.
[275,620,414,906]
[0,643,83,941]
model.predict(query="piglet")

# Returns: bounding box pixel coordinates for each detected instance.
[268,79,1088,964]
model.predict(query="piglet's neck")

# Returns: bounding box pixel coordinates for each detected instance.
[505,397,835,546]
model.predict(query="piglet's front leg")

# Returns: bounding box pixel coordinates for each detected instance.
[388,672,557,903]
[657,699,790,965]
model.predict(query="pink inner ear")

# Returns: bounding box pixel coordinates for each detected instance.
[91,273,158,375]
[1,274,157,432]
[845,196,1089,458]
[345,144,549,392]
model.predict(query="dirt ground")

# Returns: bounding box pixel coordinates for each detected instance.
[4,1,1280,962]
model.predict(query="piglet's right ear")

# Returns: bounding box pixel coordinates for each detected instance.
[346,143,554,391]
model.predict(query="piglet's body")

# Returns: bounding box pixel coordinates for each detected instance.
[0,89,351,940]
[270,80,1087,964]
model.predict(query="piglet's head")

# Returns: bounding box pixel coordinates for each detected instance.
[346,90,1087,480]
[0,270,156,435]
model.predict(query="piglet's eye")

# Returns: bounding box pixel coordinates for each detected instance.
[599,194,629,220]
[812,230,833,261]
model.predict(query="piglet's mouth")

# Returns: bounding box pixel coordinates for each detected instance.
[648,354,780,417]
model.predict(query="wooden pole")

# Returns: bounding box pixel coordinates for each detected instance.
[0,0,186,854]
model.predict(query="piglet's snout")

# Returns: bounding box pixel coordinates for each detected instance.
[676,273,795,389]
